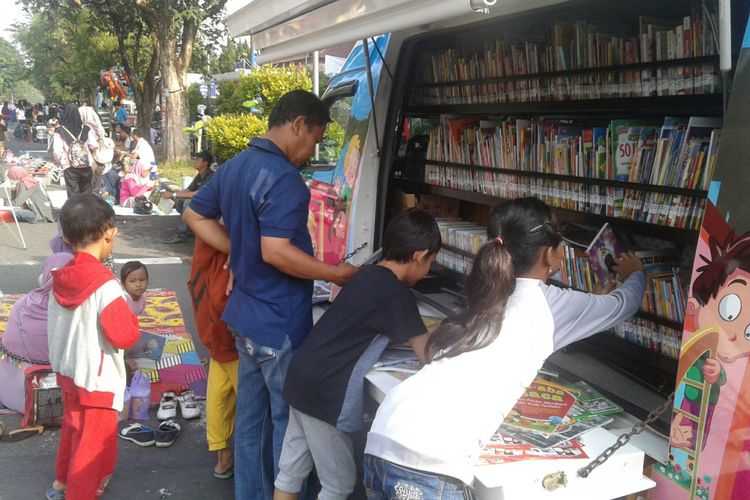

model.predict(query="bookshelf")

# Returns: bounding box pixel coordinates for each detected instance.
[381,0,749,399]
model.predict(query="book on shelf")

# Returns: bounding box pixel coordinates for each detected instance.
[585,223,623,286]
[636,249,686,324]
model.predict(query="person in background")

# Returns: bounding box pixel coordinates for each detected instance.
[52,103,99,198]
[46,194,140,500]
[184,90,359,499]
[163,150,214,244]
[363,197,644,498]
[114,100,127,126]
[6,166,55,223]
[119,160,155,208]
[188,230,238,480]
[274,208,440,500]
[120,260,149,316]
[127,128,157,177]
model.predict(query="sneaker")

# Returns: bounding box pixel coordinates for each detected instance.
[118,423,155,447]
[155,420,181,448]
[156,391,177,420]
[176,390,201,420]
[163,235,186,244]
[45,487,65,500]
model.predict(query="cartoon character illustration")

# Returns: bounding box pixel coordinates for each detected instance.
[670,232,750,451]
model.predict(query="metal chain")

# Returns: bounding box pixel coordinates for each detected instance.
[339,242,369,264]
[577,391,675,478]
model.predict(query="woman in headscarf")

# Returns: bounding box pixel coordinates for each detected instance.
[119,159,155,208]
[0,253,74,413]
[52,103,99,198]
[6,166,55,222]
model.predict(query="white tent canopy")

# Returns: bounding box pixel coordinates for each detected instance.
[225,0,568,64]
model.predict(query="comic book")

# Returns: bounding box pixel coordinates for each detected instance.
[501,378,581,434]
[567,381,623,421]
[477,431,588,466]
[585,223,623,285]
[500,413,614,449]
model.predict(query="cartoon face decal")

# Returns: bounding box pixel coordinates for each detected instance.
[695,269,750,363]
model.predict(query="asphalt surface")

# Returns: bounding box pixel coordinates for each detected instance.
[0,134,235,499]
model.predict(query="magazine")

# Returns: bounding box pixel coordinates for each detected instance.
[567,381,623,421]
[585,223,623,285]
[502,378,581,434]
[500,413,613,449]
[372,348,421,374]
[478,431,588,466]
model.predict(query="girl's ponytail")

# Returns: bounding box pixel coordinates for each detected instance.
[426,237,516,362]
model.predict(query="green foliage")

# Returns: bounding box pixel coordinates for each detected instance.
[215,65,312,116]
[0,39,26,99]
[320,121,345,162]
[187,83,205,119]
[204,114,267,161]
[17,11,118,102]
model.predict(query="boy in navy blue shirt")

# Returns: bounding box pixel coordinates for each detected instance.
[185,90,357,498]
[274,208,441,500]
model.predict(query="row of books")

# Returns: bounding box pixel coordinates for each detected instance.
[424,165,706,230]
[424,115,721,192]
[436,218,486,255]
[418,4,718,84]
[412,64,719,105]
[614,318,682,360]
[436,247,473,275]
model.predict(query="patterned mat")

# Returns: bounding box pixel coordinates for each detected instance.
[0,289,207,405]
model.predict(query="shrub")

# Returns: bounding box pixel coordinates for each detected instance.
[215,65,312,116]
[204,113,267,161]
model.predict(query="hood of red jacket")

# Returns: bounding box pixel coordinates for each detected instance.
[52,252,114,309]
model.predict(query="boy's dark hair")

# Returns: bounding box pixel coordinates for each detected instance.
[382,208,441,263]
[268,90,331,129]
[121,260,149,282]
[693,232,750,305]
[59,194,116,248]
[120,124,131,135]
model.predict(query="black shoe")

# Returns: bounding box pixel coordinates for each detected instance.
[155,420,181,448]
[118,423,155,447]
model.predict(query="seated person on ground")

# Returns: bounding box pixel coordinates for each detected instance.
[0,253,74,413]
[6,165,56,223]
[119,160,155,208]
[163,150,214,243]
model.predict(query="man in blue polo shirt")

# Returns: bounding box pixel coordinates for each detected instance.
[185,90,358,499]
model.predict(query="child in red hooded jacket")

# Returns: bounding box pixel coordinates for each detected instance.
[46,194,140,500]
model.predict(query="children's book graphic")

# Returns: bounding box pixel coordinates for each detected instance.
[585,223,623,285]
[651,16,750,499]
[568,380,623,420]
[502,378,581,434]
[501,413,613,449]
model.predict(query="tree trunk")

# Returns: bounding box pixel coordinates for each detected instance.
[162,63,190,161]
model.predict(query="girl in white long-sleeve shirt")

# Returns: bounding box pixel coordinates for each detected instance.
[363,197,645,498]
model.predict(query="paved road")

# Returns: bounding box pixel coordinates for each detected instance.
[0,133,234,499]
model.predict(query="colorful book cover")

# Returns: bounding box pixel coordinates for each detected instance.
[568,380,623,420]
[593,127,608,179]
[610,119,659,182]
[502,378,581,434]
[585,223,623,285]
[478,432,588,466]
[500,413,613,449]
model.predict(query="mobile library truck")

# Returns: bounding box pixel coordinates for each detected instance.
[226,1,750,498]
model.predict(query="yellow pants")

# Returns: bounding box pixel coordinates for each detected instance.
[206,358,239,451]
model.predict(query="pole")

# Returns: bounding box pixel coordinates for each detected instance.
[313,50,320,160]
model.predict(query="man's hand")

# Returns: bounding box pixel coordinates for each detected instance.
[332,263,359,286]
[611,251,644,281]
[703,357,722,384]
[161,191,174,200]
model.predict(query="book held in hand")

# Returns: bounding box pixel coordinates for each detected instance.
[585,223,623,285]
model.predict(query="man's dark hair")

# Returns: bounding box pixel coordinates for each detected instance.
[59,194,116,248]
[382,208,442,263]
[268,90,331,129]
[119,124,131,135]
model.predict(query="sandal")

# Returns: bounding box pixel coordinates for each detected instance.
[0,424,44,442]
[213,466,233,479]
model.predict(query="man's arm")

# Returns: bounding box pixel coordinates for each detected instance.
[184,207,230,254]
[261,236,357,286]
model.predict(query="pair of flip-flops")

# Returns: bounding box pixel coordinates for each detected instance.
[0,421,44,442]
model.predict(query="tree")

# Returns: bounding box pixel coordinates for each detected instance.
[17,11,118,103]
[0,39,26,99]
[21,0,227,161]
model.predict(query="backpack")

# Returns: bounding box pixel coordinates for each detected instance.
[60,125,90,169]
